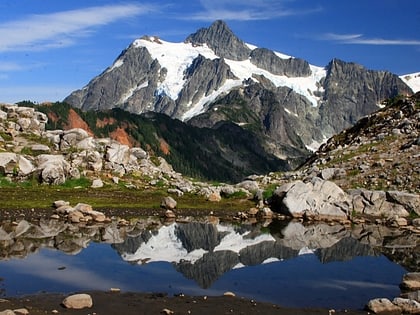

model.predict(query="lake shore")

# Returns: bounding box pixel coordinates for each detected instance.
[1,291,370,315]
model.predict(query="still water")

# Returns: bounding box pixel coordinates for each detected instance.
[0,218,412,310]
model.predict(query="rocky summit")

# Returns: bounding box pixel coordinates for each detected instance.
[63,20,414,171]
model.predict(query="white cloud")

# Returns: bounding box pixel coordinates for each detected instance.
[323,33,420,46]
[0,4,157,52]
[0,62,24,71]
[187,0,321,21]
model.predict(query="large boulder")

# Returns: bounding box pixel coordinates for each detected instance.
[0,153,35,177]
[270,178,349,220]
[161,196,177,210]
[366,298,401,314]
[106,142,130,165]
[60,128,90,150]
[350,189,411,217]
[387,191,420,216]
[36,154,70,185]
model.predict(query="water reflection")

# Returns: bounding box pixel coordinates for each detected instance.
[0,217,418,309]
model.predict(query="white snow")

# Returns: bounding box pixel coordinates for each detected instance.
[120,223,275,265]
[125,36,327,121]
[119,81,149,103]
[284,108,298,117]
[107,58,124,73]
[223,59,326,108]
[133,37,218,100]
[400,72,420,93]
[182,79,242,120]
[305,135,328,152]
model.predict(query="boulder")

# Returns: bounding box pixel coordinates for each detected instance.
[0,152,18,175]
[91,178,104,188]
[74,203,93,214]
[61,128,90,150]
[68,210,85,223]
[392,297,420,314]
[106,142,130,165]
[31,144,50,153]
[207,191,222,202]
[236,180,259,193]
[62,293,93,309]
[16,155,34,175]
[401,290,420,302]
[90,210,107,222]
[366,298,401,314]
[41,163,66,185]
[161,196,177,210]
[350,189,410,218]
[401,273,420,291]
[271,178,349,220]
[387,191,420,216]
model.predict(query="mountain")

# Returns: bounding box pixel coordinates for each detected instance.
[64,20,413,174]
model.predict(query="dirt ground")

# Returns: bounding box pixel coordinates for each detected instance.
[0,291,370,315]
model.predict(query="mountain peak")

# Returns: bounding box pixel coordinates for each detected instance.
[185,20,251,61]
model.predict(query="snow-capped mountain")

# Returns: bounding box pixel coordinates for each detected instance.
[64,20,413,168]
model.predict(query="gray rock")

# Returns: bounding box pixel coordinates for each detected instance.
[366,298,401,314]
[0,152,18,175]
[161,196,177,210]
[250,48,311,77]
[106,142,130,165]
[61,128,89,150]
[185,20,251,61]
[387,191,420,216]
[320,168,338,180]
[53,200,70,208]
[31,144,50,153]
[62,293,93,309]
[91,178,104,188]
[401,273,420,291]
[41,163,67,185]
[350,189,410,218]
[392,297,420,314]
[271,178,349,220]
[401,290,420,303]
[236,180,259,193]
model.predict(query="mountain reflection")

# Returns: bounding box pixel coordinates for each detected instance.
[112,221,379,288]
[0,216,418,289]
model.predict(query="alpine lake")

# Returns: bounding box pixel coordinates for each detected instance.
[1,208,418,311]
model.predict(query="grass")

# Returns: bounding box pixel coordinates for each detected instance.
[0,182,255,213]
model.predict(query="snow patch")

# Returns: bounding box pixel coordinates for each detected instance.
[182,79,242,120]
[284,108,298,117]
[107,58,124,73]
[400,72,420,93]
[305,135,328,152]
[119,81,149,103]
[225,59,326,107]
[133,38,218,100]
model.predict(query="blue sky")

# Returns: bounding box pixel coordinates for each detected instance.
[0,0,419,103]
